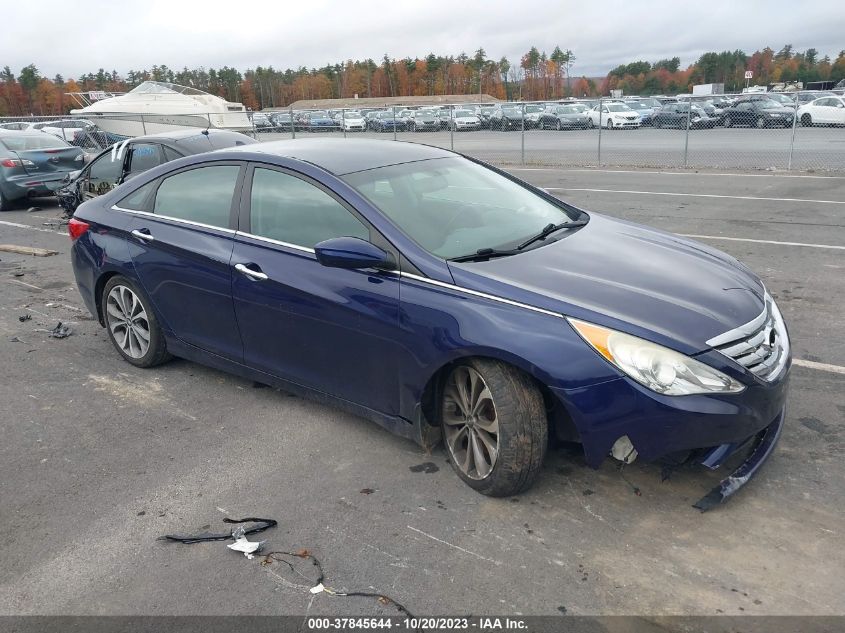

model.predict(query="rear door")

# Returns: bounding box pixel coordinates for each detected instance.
[124,162,245,361]
[125,142,167,181]
[230,164,402,414]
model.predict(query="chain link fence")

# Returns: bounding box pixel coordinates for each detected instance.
[2,91,844,172]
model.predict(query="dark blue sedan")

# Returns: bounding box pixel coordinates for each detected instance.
[69,139,790,506]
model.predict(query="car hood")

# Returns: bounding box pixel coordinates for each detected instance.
[446,213,765,354]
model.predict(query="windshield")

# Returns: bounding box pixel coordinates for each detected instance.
[758,101,783,110]
[0,135,70,150]
[310,111,329,118]
[501,107,520,115]
[376,112,395,119]
[606,104,632,112]
[454,110,474,117]
[344,111,362,118]
[557,106,580,114]
[415,112,433,118]
[525,105,543,113]
[342,157,578,260]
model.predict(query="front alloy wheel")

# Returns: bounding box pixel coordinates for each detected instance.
[441,359,547,496]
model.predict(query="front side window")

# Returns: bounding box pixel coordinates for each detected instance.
[86,153,124,196]
[153,165,240,228]
[343,157,579,260]
[249,168,368,249]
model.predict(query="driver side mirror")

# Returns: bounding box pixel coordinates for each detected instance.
[314,237,395,271]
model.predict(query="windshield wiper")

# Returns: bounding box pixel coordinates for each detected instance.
[448,247,520,263]
[516,219,588,250]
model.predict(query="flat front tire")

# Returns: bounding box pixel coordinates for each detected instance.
[441,359,547,496]
[102,275,170,368]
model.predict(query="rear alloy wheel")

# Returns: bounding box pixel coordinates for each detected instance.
[555,119,562,131]
[102,275,170,368]
[587,118,594,129]
[606,118,614,130]
[801,113,812,127]
[724,116,733,128]
[441,359,547,496]
[756,116,766,129]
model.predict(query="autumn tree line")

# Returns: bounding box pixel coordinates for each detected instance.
[2,44,844,117]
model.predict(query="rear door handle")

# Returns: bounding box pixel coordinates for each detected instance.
[234,263,268,281]
[131,229,154,242]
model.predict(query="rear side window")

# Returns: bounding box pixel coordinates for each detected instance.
[153,165,240,229]
[119,180,158,211]
[249,168,368,248]
[128,143,163,176]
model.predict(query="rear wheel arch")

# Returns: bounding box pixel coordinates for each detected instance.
[94,271,121,326]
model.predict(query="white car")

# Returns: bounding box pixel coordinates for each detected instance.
[335,111,367,132]
[28,119,95,142]
[586,103,641,129]
[450,109,481,131]
[797,96,845,127]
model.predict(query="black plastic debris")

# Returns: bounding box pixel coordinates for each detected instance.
[159,516,277,544]
[13,271,24,277]
[19,314,32,322]
[49,322,72,338]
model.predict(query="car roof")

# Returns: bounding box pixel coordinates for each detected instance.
[222,138,453,175]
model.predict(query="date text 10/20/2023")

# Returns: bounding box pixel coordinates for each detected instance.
[307,617,529,630]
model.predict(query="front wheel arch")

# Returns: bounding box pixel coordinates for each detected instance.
[418,354,579,444]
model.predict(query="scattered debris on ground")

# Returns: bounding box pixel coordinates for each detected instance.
[158,515,419,626]
[19,314,31,322]
[49,322,73,338]
[0,244,59,257]
[159,516,277,544]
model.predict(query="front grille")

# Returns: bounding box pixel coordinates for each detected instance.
[706,294,789,381]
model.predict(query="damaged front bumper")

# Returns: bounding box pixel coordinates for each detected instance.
[693,408,784,511]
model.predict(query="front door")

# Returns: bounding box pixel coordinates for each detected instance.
[126,162,245,361]
[231,165,402,415]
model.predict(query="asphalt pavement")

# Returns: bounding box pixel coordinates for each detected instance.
[0,167,843,619]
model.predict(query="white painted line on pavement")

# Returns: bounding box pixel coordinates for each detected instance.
[543,187,845,205]
[677,234,845,250]
[0,220,66,236]
[513,167,845,180]
[792,359,845,376]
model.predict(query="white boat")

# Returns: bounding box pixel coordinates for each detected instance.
[69,81,252,138]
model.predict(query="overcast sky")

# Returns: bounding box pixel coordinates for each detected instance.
[3,0,842,79]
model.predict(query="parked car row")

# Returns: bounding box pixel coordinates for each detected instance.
[253,93,844,134]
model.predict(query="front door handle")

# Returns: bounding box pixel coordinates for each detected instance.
[131,229,154,242]
[234,263,268,281]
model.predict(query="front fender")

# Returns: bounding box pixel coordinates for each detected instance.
[397,274,621,424]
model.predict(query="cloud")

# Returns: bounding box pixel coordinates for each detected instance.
[2,0,841,79]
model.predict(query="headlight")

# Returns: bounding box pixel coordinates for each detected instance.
[568,318,745,396]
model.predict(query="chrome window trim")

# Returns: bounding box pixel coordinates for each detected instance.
[399,272,563,319]
[111,205,236,234]
[234,231,315,254]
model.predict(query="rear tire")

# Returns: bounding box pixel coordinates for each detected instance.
[724,116,733,128]
[0,190,11,212]
[801,113,812,127]
[587,118,594,129]
[441,359,547,496]
[756,116,766,129]
[555,119,562,131]
[101,275,171,368]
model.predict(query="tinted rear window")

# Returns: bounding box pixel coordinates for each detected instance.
[0,135,70,150]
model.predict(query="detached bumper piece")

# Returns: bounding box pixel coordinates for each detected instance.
[693,409,784,512]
